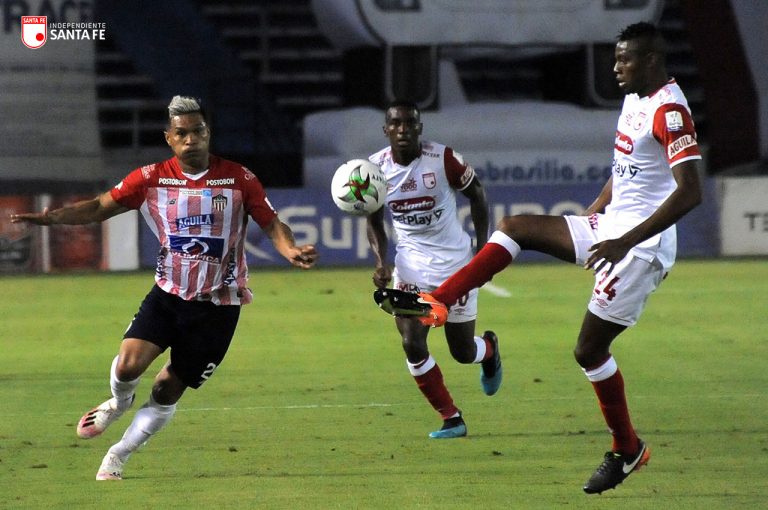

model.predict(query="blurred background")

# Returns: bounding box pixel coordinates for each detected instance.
[1,0,766,273]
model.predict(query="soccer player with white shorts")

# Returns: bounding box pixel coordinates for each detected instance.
[374,23,703,493]
[367,100,500,439]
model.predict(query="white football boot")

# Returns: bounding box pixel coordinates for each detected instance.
[77,397,132,439]
[95,452,124,481]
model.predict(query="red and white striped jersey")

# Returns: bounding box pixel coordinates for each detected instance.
[606,79,702,268]
[111,155,277,305]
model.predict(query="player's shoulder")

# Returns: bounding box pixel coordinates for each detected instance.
[126,158,171,183]
[651,79,690,109]
[420,140,446,159]
[210,155,262,185]
[369,146,391,166]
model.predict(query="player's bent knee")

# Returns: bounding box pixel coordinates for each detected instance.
[114,359,144,382]
[448,345,475,364]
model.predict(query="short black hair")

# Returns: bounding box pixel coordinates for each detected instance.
[618,22,666,56]
[618,22,659,41]
[387,100,420,114]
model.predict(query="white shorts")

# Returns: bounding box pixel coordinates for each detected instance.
[393,268,478,323]
[565,215,668,327]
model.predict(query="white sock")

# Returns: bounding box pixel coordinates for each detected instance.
[108,395,176,461]
[110,355,140,411]
[472,336,486,363]
[406,355,436,376]
[582,356,618,382]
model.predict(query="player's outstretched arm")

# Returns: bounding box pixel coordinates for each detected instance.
[10,191,128,226]
[263,217,318,269]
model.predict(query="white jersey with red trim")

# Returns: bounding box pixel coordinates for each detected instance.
[369,141,476,286]
[605,79,702,268]
[110,155,277,305]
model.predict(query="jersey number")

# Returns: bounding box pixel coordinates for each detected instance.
[198,363,218,386]
[595,274,620,301]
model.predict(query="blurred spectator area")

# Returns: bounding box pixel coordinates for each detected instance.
[93,0,759,184]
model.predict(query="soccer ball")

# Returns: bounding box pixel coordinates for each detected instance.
[330,159,387,216]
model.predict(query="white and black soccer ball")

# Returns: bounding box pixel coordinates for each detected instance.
[330,159,387,216]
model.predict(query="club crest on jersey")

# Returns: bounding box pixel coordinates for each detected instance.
[422,173,436,189]
[213,193,228,211]
[665,111,684,131]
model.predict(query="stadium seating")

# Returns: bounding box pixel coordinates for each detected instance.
[91,0,707,186]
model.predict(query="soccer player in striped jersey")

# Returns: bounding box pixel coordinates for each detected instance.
[11,96,317,480]
[375,23,703,493]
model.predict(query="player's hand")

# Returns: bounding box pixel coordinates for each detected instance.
[9,208,53,226]
[288,244,318,269]
[372,266,392,289]
[585,238,631,275]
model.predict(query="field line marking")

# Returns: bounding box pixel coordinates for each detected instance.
[6,393,764,417]
[481,282,512,297]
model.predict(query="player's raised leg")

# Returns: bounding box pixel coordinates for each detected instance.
[431,216,574,309]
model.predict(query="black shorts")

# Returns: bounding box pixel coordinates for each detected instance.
[125,285,241,389]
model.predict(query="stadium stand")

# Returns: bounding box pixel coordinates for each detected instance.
[92,0,722,185]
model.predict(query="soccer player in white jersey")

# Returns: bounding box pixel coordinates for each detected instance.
[366,100,500,439]
[11,96,318,480]
[376,23,703,492]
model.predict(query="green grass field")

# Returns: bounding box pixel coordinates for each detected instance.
[0,259,766,509]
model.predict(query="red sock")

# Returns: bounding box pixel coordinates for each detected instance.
[432,243,513,306]
[482,337,495,361]
[591,369,639,455]
[414,364,459,420]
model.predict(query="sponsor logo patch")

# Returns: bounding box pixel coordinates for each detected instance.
[169,235,224,262]
[158,177,187,186]
[175,214,214,230]
[665,111,684,131]
[400,177,418,193]
[180,189,211,197]
[206,178,235,186]
[390,196,435,213]
[459,165,474,187]
[614,131,634,155]
[667,134,698,159]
